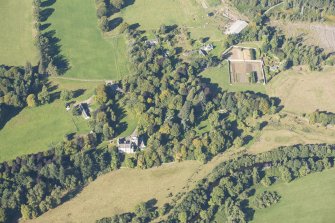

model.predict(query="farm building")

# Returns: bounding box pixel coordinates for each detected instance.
[79,103,91,119]
[225,20,248,35]
[201,44,214,52]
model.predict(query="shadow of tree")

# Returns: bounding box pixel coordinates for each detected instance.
[41,30,70,74]
[0,105,22,130]
[40,8,55,22]
[73,89,86,98]
[109,17,123,30]
[38,0,70,75]
[40,23,51,31]
[41,0,56,8]
[124,0,135,8]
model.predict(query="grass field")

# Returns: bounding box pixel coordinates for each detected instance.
[28,161,202,223]
[248,113,335,154]
[0,79,101,162]
[46,0,131,79]
[201,62,266,93]
[117,0,226,41]
[252,168,335,223]
[28,146,244,223]
[0,0,38,66]
[266,67,335,114]
[119,109,139,137]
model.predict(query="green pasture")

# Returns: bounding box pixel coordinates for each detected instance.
[118,0,226,41]
[0,0,38,66]
[45,0,131,79]
[0,79,100,162]
[252,168,335,223]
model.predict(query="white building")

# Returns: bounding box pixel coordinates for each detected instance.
[225,20,248,35]
[117,130,146,154]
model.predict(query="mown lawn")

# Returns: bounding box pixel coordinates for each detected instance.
[0,0,38,66]
[46,0,131,79]
[0,79,100,162]
[118,108,139,137]
[0,102,89,162]
[252,168,335,223]
[201,62,266,93]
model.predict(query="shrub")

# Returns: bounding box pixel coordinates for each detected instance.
[254,191,281,209]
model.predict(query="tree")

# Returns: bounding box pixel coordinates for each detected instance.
[60,90,74,101]
[0,208,6,223]
[124,156,136,168]
[27,94,37,107]
[46,62,59,76]
[112,0,124,10]
[280,167,293,183]
[21,205,36,220]
[95,84,108,104]
[252,167,260,185]
[253,191,281,209]
[99,16,110,32]
[38,85,50,105]
[119,22,129,34]
[178,211,188,223]
[72,105,81,116]
[96,2,107,18]
[134,202,149,219]
[103,123,114,139]
[261,176,272,187]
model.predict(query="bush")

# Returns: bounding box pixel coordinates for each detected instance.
[254,191,281,209]
[60,90,74,101]
[96,2,107,18]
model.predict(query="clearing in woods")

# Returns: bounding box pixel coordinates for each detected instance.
[46,0,131,79]
[252,168,335,223]
[0,79,102,162]
[0,0,38,65]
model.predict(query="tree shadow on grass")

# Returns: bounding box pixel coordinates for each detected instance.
[40,23,51,31]
[42,30,70,74]
[124,0,135,8]
[73,89,86,98]
[41,0,56,8]
[0,105,22,130]
[40,8,55,22]
[109,17,123,30]
[50,91,61,103]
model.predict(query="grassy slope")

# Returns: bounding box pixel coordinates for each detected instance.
[252,168,335,223]
[266,67,335,113]
[119,109,139,137]
[47,0,131,79]
[0,0,38,65]
[247,112,335,154]
[28,161,201,223]
[0,79,101,162]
